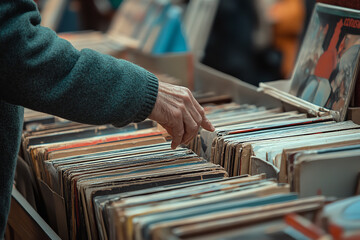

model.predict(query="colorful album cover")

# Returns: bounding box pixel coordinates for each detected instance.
[289,4,360,120]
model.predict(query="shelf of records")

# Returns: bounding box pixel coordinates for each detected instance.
[9,2,360,240]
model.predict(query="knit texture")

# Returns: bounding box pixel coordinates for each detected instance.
[0,0,159,237]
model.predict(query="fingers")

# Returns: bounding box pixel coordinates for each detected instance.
[186,88,215,132]
[181,108,199,144]
[167,107,197,149]
[148,81,215,149]
[170,109,184,149]
[175,90,214,147]
[171,127,184,149]
[162,124,184,149]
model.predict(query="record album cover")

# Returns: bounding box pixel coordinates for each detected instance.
[289,4,360,120]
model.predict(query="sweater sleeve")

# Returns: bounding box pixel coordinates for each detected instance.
[0,0,158,127]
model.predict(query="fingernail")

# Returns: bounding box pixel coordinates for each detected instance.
[207,120,215,131]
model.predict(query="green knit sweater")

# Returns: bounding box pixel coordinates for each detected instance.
[0,0,158,237]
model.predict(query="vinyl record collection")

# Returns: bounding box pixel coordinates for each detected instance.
[192,102,360,198]
[21,100,360,240]
[13,2,360,240]
[21,111,228,239]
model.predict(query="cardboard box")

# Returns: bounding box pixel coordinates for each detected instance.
[38,179,69,240]
[121,49,194,90]
[6,188,61,240]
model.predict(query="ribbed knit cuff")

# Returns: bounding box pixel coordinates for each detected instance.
[133,71,159,122]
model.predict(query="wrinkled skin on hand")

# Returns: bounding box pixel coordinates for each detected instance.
[149,82,215,149]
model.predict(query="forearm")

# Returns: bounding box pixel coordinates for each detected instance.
[0,0,158,126]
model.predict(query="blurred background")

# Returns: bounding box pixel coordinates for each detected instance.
[34,0,316,86]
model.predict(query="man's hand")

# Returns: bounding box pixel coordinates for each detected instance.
[149,82,215,149]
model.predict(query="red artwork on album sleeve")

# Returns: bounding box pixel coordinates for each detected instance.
[289,4,360,121]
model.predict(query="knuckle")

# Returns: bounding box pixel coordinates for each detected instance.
[194,112,202,123]
[195,118,202,125]
[180,86,188,91]
[199,107,205,116]
[180,87,191,96]
[179,89,190,99]
[177,86,185,93]
[191,115,202,126]
[177,130,184,137]
[183,95,192,104]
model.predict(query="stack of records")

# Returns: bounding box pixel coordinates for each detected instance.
[94,174,325,240]
[191,101,360,199]
[187,2,360,201]
[23,108,58,129]
[20,110,360,240]
[21,113,228,239]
